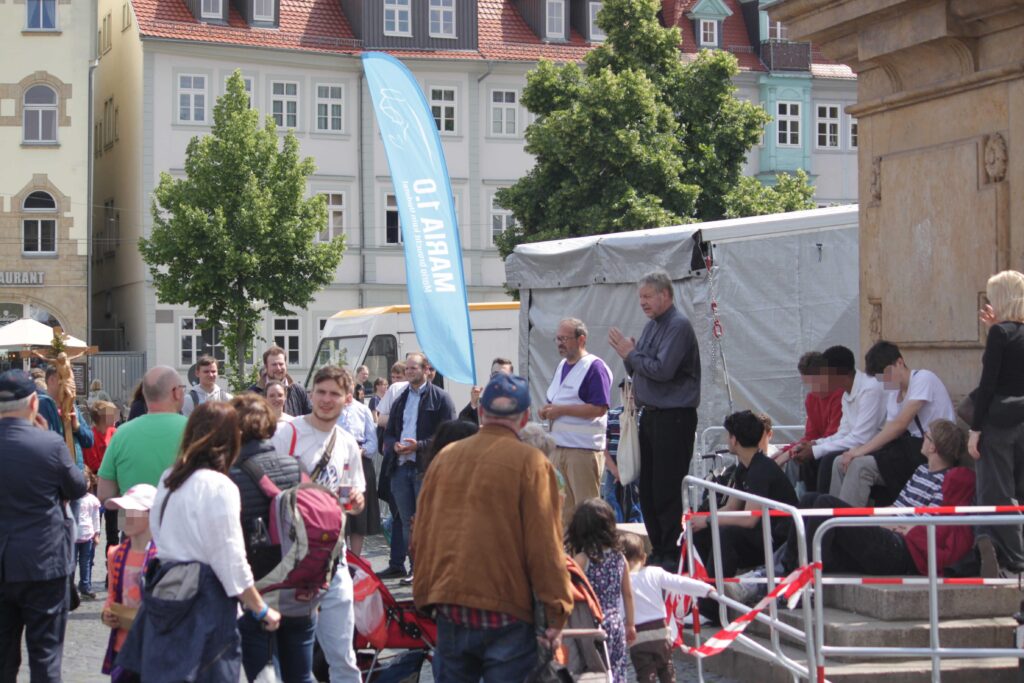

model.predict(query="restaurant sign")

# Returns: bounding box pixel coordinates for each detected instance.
[0,271,45,286]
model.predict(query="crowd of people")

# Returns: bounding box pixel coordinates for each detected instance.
[1,267,1022,683]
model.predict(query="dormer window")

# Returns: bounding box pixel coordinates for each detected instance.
[429,0,455,38]
[200,0,221,20]
[384,0,411,36]
[589,2,606,42]
[546,0,564,40]
[699,19,717,46]
[253,0,274,22]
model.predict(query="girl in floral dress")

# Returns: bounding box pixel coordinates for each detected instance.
[567,498,637,682]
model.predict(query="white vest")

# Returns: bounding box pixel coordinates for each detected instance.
[545,354,609,450]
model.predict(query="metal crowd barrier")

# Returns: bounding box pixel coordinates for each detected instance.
[682,474,818,683]
[811,515,1024,683]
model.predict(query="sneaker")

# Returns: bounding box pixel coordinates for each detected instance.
[724,568,768,606]
[377,566,407,580]
[400,573,414,586]
[81,592,97,601]
[978,537,1000,579]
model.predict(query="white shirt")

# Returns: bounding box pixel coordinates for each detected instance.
[182,384,233,416]
[376,381,409,422]
[886,369,955,438]
[271,416,365,498]
[812,372,887,459]
[151,469,254,597]
[630,566,712,625]
[76,493,102,542]
[338,399,377,455]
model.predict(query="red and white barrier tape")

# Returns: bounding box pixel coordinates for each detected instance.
[686,504,1024,519]
[707,575,1021,586]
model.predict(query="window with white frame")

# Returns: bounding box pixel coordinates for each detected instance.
[177,74,207,123]
[201,0,221,19]
[104,98,114,148]
[26,0,56,29]
[490,90,518,136]
[490,195,514,245]
[776,101,800,146]
[699,19,717,46]
[271,81,298,129]
[385,194,402,244]
[546,0,564,38]
[23,85,58,144]
[430,87,456,134]
[122,1,132,29]
[318,193,344,242]
[22,191,57,255]
[253,0,274,21]
[848,115,858,149]
[816,103,840,149]
[589,2,606,41]
[101,12,112,53]
[768,20,786,40]
[429,0,455,37]
[315,84,343,132]
[383,0,411,35]
[180,317,225,365]
[272,318,301,365]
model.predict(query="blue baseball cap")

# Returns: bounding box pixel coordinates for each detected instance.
[0,370,37,402]
[481,373,531,416]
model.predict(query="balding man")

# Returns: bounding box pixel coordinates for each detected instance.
[539,319,612,527]
[97,366,188,503]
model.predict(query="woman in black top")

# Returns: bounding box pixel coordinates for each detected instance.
[970,270,1024,574]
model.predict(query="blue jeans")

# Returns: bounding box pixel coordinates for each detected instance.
[434,616,538,682]
[389,462,421,571]
[316,562,361,683]
[74,541,94,593]
[238,612,316,683]
[387,500,406,573]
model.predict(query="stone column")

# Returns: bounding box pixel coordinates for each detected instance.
[768,0,1024,398]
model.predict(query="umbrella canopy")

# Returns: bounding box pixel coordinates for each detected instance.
[0,318,87,350]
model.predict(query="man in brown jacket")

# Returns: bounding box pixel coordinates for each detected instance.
[412,374,572,681]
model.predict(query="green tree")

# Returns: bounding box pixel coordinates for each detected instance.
[496,0,815,257]
[724,170,817,218]
[140,72,344,389]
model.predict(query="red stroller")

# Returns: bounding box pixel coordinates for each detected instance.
[314,551,436,682]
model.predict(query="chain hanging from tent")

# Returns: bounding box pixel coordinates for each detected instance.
[699,243,734,414]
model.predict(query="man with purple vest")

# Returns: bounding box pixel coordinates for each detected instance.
[539,318,612,527]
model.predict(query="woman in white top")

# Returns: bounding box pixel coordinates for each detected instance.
[150,402,281,671]
[337,370,380,555]
[265,380,294,423]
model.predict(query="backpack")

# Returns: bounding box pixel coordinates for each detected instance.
[239,459,345,617]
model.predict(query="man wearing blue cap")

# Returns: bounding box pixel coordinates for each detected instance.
[412,374,573,681]
[0,370,87,682]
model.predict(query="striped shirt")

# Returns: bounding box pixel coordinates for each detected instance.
[893,465,946,509]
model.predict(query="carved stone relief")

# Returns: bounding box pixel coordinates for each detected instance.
[984,132,1008,183]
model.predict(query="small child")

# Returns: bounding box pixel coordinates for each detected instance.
[566,499,635,683]
[621,532,716,682]
[75,470,102,599]
[101,484,158,676]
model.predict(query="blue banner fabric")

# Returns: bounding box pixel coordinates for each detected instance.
[361,52,476,385]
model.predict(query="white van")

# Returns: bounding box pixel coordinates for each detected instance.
[308,302,520,407]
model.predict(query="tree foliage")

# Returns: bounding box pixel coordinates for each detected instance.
[724,170,817,218]
[496,0,815,257]
[140,72,344,387]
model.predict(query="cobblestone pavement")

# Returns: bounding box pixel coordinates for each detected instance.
[33,535,738,682]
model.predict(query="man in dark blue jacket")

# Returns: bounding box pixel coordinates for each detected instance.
[383,353,455,583]
[0,370,87,682]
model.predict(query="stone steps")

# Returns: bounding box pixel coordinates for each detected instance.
[693,582,1024,682]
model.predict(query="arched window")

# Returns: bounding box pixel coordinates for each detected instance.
[23,191,57,254]
[24,85,58,143]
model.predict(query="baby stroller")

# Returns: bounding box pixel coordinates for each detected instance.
[314,551,436,683]
[530,556,612,682]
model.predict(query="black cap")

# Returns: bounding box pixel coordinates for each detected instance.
[0,370,37,402]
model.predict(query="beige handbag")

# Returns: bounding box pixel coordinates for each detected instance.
[617,379,641,485]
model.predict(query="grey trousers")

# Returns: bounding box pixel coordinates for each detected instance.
[830,454,882,506]
[977,422,1024,570]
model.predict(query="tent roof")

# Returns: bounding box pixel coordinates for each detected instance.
[505,205,859,290]
[0,319,88,350]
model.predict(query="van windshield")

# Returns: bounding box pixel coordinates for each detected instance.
[307,336,367,386]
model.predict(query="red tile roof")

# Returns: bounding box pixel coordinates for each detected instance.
[130,0,847,75]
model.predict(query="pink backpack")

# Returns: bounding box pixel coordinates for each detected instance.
[240,459,345,617]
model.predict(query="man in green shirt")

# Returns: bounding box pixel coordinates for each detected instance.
[97,366,187,502]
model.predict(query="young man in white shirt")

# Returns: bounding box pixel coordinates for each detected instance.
[790,346,887,493]
[830,341,955,506]
[272,366,365,683]
[182,356,232,417]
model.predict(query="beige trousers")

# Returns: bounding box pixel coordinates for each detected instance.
[552,446,605,528]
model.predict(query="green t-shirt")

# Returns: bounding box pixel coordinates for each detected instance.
[97,412,187,492]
